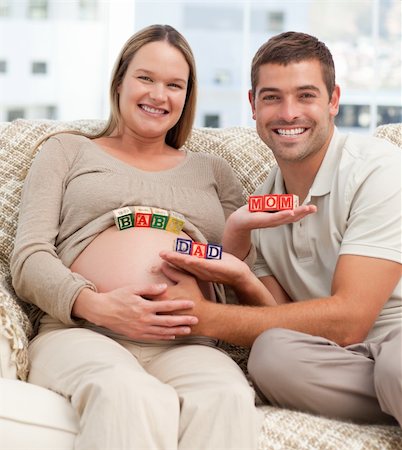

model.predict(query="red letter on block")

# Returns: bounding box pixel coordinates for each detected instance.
[191,243,207,258]
[263,194,278,211]
[248,195,264,212]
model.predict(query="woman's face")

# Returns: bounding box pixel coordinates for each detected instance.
[117,40,190,142]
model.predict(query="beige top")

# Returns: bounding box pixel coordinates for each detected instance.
[11,133,244,326]
[252,129,402,342]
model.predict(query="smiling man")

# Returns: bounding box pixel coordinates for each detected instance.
[159,32,402,426]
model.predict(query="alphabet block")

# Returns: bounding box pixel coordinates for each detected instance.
[191,242,208,258]
[113,207,134,230]
[175,237,192,255]
[134,206,152,227]
[206,244,223,260]
[248,194,299,212]
[165,211,186,234]
[151,208,169,230]
[174,239,222,259]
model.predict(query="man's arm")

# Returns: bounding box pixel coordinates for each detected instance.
[160,252,401,347]
[223,204,317,260]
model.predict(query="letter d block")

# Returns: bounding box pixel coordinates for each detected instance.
[191,242,207,259]
[113,207,134,230]
[206,244,222,260]
[134,206,152,227]
[151,208,169,230]
[165,211,186,234]
[175,238,192,255]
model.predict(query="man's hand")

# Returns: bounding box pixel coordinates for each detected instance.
[223,204,317,259]
[159,249,252,288]
[73,284,198,341]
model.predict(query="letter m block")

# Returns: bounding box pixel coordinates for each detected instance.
[248,195,264,212]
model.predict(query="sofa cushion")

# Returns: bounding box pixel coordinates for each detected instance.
[0,378,78,449]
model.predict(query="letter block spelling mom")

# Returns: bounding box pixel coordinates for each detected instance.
[248,194,299,212]
[175,238,222,259]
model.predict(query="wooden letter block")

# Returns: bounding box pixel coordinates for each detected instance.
[206,244,222,260]
[151,208,169,230]
[175,238,192,255]
[191,242,207,258]
[248,195,264,212]
[165,211,186,234]
[113,207,134,230]
[134,206,152,227]
[248,194,299,212]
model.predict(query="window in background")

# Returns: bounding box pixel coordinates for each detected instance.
[0,60,7,73]
[0,0,9,17]
[183,5,242,31]
[31,61,47,74]
[204,114,220,128]
[377,105,402,124]
[336,105,371,129]
[79,0,98,20]
[28,0,48,19]
[7,108,25,121]
[267,11,285,32]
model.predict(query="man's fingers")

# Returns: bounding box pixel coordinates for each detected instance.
[159,261,192,283]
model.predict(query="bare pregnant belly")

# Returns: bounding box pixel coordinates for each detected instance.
[70,226,214,298]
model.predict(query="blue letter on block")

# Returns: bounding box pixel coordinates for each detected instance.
[206,244,222,260]
[175,238,192,255]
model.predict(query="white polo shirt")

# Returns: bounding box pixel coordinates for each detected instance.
[252,128,402,342]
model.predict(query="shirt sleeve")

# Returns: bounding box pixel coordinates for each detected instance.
[340,146,402,263]
[10,136,96,325]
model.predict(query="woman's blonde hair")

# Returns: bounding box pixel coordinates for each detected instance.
[95,24,197,149]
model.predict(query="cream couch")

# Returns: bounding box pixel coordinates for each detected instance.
[1,119,401,450]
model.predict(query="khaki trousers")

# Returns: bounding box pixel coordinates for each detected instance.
[248,327,402,426]
[29,324,262,450]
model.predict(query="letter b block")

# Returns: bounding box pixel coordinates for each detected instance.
[151,208,169,230]
[113,207,134,230]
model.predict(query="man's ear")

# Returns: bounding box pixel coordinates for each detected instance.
[329,85,340,118]
[248,89,256,120]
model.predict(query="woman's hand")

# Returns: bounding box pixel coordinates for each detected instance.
[72,284,198,341]
[159,250,253,288]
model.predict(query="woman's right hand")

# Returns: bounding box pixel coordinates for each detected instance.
[72,285,198,340]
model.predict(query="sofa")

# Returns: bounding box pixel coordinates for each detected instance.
[1,118,401,450]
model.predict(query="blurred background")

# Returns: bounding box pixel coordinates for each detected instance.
[0,0,400,133]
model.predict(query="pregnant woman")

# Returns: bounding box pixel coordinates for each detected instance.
[11,24,261,450]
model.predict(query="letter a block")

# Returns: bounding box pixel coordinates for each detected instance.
[175,238,193,255]
[165,211,186,234]
[191,242,207,258]
[134,206,152,227]
[151,208,169,230]
[206,244,222,260]
[113,207,134,230]
[248,194,299,212]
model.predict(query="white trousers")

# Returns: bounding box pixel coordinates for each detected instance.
[29,323,262,450]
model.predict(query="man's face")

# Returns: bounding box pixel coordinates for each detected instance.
[249,60,340,164]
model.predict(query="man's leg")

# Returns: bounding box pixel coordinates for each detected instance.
[29,326,180,450]
[248,328,396,424]
[134,343,262,450]
[371,328,402,426]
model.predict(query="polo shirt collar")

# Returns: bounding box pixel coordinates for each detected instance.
[273,127,346,203]
[306,127,346,201]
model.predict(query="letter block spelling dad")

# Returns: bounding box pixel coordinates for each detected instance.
[175,238,222,260]
[248,194,299,212]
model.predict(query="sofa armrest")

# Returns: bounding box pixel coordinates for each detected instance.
[0,280,31,380]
